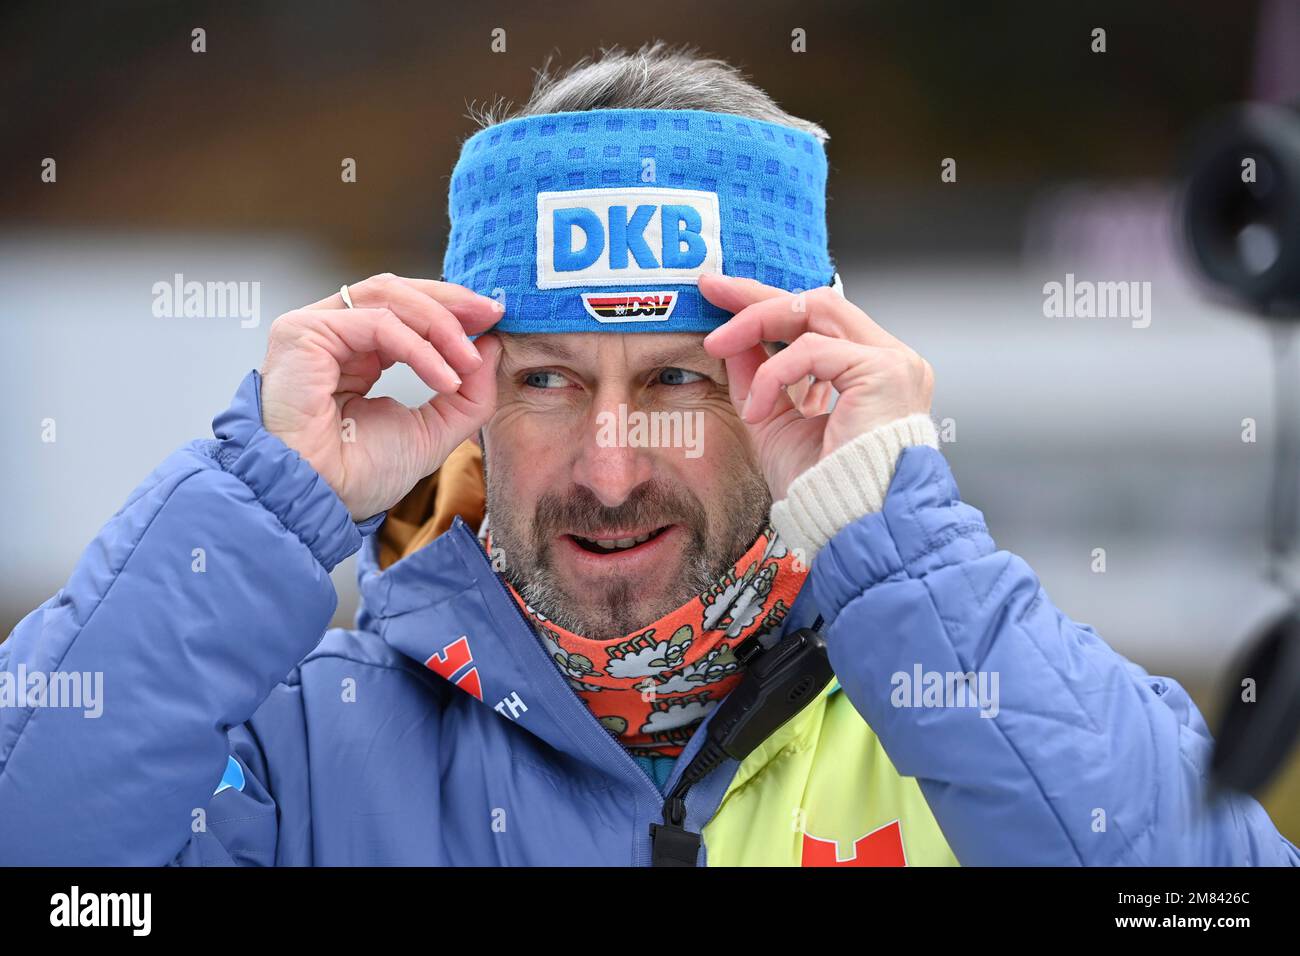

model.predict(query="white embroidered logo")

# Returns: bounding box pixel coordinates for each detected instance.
[536,187,723,289]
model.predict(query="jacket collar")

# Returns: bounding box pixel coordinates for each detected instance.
[357,517,664,783]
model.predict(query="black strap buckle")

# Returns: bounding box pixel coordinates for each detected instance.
[649,822,702,866]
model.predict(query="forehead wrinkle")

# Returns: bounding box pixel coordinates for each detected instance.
[500,332,717,375]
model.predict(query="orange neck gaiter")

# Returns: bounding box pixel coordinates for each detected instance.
[487,527,808,757]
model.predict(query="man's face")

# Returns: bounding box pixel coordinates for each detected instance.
[482,332,771,638]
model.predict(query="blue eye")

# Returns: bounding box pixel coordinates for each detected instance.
[658,367,705,386]
[523,370,569,389]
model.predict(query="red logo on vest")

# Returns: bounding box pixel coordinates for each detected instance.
[801,820,907,867]
[425,636,484,701]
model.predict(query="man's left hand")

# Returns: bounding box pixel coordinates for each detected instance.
[700,273,934,501]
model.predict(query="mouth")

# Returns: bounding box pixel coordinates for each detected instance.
[553,523,688,585]
[566,525,673,555]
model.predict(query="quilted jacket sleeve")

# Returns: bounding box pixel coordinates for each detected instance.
[812,445,1300,866]
[0,371,374,865]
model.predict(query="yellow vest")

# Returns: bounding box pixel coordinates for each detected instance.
[703,684,960,866]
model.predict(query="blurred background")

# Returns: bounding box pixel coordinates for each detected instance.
[3,0,1298,841]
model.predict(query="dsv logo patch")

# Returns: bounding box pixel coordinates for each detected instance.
[536,187,723,289]
[580,292,677,323]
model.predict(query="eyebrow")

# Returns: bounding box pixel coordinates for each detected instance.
[501,335,580,364]
[636,341,715,369]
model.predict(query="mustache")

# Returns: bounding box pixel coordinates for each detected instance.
[532,481,708,542]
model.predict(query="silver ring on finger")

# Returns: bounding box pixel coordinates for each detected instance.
[339,283,355,309]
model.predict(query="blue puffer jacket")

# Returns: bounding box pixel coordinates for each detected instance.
[0,371,1295,865]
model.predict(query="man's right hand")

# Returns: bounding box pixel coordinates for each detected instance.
[260,274,504,520]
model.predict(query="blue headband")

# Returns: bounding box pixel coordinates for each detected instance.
[443,108,833,333]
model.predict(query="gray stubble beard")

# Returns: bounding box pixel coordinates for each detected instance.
[483,444,771,639]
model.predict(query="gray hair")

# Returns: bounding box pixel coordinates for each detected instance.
[470,41,828,143]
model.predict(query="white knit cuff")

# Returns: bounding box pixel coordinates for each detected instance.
[770,413,939,562]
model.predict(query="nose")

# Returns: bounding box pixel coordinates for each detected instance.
[571,393,655,508]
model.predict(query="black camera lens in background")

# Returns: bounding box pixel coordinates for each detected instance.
[1181,102,1300,316]
[1180,99,1300,798]
[1211,610,1300,796]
